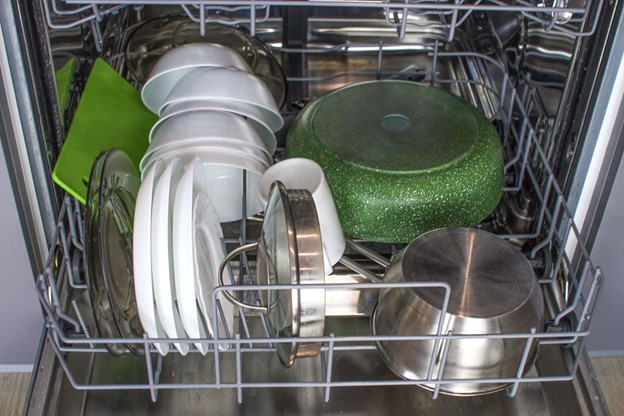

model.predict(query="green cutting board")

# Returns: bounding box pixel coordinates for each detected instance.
[52,58,157,203]
[55,58,75,118]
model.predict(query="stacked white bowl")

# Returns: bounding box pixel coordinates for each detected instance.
[134,43,283,355]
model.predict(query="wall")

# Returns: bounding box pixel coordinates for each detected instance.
[587,153,624,354]
[0,142,42,366]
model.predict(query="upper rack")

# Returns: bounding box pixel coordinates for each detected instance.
[44,0,602,52]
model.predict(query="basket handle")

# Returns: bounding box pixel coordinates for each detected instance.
[218,242,268,313]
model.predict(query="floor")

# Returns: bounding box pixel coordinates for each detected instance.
[1,357,623,415]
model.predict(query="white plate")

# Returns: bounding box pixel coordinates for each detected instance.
[133,160,170,355]
[193,191,234,348]
[151,156,189,355]
[142,149,265,223]
[172,159,211,354]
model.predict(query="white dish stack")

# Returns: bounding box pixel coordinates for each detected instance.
[133,43,283,355]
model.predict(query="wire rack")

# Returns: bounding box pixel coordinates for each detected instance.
[35,32,604,402]
[43,0,603,52]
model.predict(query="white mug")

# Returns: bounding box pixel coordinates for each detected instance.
[258,158,346,272]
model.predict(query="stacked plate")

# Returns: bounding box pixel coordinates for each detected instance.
[133,43,284,354]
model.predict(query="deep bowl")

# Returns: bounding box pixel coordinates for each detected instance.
[141,43,252,113]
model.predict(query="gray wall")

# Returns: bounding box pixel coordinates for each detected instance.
[0,142,42,365]
[587,153,624,353]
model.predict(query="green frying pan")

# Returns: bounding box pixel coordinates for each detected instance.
[285,80,504,243]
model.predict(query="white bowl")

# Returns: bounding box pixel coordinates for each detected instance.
[141,43,252,114]
[141,140,272,174]
[147,110,274,162]
[145,149,265,222]
[258,158,346,268]
[157,102,277,155]
[160,67,284,132]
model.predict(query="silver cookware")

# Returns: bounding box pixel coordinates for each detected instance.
[219,181,326,367]
[373,227,544,396]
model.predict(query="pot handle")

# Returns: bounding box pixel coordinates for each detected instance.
[218,242,268,313]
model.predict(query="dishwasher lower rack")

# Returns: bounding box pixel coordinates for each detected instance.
[36,46,603,404]
[36,194,603,403]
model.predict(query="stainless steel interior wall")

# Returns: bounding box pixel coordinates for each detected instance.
[588,152,624,354]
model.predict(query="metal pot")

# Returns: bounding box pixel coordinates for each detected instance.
[373,228,544,396]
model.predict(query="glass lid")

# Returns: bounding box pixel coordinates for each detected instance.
[86,149,144,356]
[260,181,300,366]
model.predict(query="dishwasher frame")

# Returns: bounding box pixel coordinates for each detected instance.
[0,0,621,414]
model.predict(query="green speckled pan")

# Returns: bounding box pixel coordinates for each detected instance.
[285,80,504,243]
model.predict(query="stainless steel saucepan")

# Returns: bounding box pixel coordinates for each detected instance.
[373,227,544,396]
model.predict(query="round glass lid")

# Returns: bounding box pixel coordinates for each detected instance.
[260,181,300,366]
[86,149,144,356]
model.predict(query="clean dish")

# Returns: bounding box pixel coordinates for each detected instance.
[285,80,504,243]
[141,141,272,174]
[172,21,287,108]
[151,156,189,355]
[193,192,235,349]
[125,17,287,108]
[153,104,277,155]
[141,43,252,114]
[133,160,170,355]
[172,159,211,354]
[86,149,145,356]
[142,148,266,223]
[258,158,345,269]
[160,67,284,132]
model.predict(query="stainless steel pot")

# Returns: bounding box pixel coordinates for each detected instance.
[373,228,544,396]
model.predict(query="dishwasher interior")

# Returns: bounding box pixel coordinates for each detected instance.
[24,0,613,414]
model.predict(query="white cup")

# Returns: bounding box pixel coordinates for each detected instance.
[258,158,346,272]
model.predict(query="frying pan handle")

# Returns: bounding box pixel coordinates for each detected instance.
[218,242,268,313]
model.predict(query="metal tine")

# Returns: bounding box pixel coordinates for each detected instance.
[323,334,336,402]
[144,335,159,402]
[44,269,82,332]
[71,300,94,347]
[236,333,243,403]
[507,328,537,397]
[65,196,83,251]
[431,330,452,399]
[553,261,591,326]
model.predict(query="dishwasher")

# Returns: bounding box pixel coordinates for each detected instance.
[0,0,621,414]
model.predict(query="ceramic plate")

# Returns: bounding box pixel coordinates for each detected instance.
[193,191,234,349]
[133,160,170,355]
[151,156,189,355]
[172,159,211,354]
